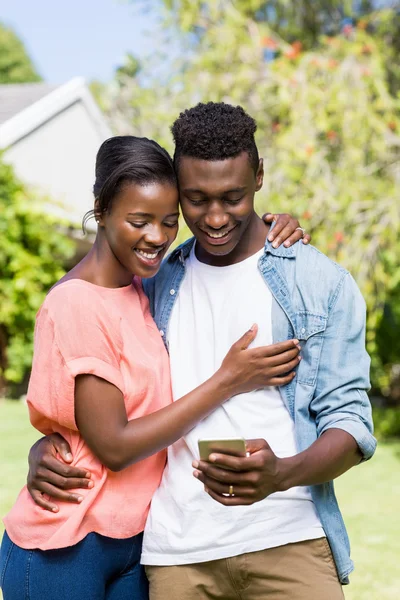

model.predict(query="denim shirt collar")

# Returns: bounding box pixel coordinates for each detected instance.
[168,234,296,265]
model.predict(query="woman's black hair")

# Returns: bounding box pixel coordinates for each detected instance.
[83,135,177,231]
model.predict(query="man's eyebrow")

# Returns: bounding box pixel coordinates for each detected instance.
[183,187,247,194]
[224,187,247,194]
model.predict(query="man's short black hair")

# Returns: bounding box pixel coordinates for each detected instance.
[171,102,259,174]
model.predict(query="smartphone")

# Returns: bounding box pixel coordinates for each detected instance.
[198,438,247,462]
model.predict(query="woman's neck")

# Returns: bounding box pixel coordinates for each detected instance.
[61,235,133,289]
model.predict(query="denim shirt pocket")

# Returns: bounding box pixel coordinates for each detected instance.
[294,312,327,386]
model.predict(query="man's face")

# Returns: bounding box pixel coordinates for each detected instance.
[178,152,264,261]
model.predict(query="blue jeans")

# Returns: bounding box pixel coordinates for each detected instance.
[0,530,148,600]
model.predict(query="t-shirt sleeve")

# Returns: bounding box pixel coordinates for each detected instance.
[28,284,125,432]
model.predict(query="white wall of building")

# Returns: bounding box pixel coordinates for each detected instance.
[4,100,108,227]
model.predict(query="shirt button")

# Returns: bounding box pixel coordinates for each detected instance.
[170,289,176,295]
[301,328,306,334]
[159,330,164,337]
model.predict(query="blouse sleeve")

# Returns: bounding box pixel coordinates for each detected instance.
[28,284,125,432]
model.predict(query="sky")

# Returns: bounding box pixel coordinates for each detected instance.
[1,0,160,84]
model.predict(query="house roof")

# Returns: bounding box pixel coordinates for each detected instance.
[0,83,58,125]
[0,77,111,149]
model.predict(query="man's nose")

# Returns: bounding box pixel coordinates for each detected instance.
[204,203,230,229]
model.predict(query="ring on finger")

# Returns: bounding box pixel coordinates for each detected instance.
[295,226,306,238]
[229,485,234,496]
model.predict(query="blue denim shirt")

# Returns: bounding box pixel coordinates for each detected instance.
[143,235,376,584]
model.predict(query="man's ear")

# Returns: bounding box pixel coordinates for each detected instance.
[255,158,264,192]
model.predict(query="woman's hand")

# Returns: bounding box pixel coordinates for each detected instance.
[263,213,311,248]
[218,325,301,396]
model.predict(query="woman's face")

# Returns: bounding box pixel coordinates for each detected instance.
[99,181,179,279]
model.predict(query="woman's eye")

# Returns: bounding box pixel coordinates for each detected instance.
[129,222,146,228]
[225,197,243,205]
[165,221,179,228]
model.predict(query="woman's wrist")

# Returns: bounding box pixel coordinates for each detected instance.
[211,367,236,401]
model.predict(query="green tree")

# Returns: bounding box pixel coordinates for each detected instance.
[100,4,400,402]
[0,22,41,84]
[0,159,74,396]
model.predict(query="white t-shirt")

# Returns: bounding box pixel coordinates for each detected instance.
[141,246,324,565]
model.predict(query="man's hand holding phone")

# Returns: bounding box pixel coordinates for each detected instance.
[193,438,285,506]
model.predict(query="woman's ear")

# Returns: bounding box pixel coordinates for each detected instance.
[94,200,104,226]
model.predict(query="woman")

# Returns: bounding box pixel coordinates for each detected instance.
[0,136,304,600]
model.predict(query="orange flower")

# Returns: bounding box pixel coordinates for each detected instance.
[334,231,344,243]
[262,36,278,50]
[272,121,281,133]
[328,59,339,69]
[284,41,302,59]
[361,44,372,55]
[388,121,397,131]
[325,37,340,47]
[305,144,315,157]
[302,211,312,220]
[326,130,338,141]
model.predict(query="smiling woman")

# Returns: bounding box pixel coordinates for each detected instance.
[1,135,300,600]
[96,183,180,277]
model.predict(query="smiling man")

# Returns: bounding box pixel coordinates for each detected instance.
[141,103,375,599]
[25,103,375,599]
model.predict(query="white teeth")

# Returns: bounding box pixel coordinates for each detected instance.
[207,231,229,239]
[135,249,160,259]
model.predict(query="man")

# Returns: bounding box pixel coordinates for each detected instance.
[26,102,375,599]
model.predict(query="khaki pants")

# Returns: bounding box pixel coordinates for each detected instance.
[145,538,345,600]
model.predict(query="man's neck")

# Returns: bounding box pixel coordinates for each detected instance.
[195,214,268,267]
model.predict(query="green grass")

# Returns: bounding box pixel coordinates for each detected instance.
[0,399,399,599]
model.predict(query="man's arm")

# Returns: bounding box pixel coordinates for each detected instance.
[193,272,376,505]
[26,212,310,510]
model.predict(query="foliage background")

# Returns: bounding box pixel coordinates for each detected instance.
[0,160,74,396]
[95,0,400,412]
[0,2,399,426]
[0,22,41,83]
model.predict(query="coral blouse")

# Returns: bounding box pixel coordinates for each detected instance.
[4,278,172,550]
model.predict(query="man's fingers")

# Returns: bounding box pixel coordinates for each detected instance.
[195,472,256,498]
[194,455,256,473]
[30,480,84,504]
[302,233,311,245]
[36,467,93,491]
[193,463,261,486]
[41,455,91,480]
[29,489,60,513]
[51,433,73,462]
[205,486,253,506]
